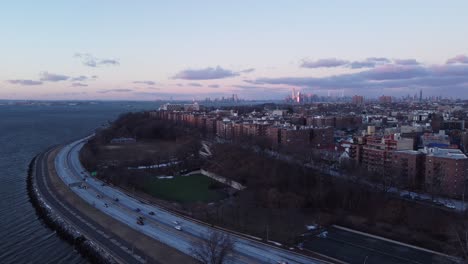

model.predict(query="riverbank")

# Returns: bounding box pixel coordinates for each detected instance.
[29,145,197,264]
[27,151,117,264]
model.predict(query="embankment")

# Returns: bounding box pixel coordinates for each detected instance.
[27,153,117,264]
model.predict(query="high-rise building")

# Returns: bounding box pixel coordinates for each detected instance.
[422,148,468,197]
[352,95,364,105]
[379,95,392,104]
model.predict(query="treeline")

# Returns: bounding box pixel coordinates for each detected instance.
[200,141,463,256]
[80,111,466,257]
[96,112,202,143]
[81,111,202,174]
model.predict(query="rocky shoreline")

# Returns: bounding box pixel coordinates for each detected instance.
[27,154,117,264]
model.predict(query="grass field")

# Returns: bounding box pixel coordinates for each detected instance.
[143,174,226,203]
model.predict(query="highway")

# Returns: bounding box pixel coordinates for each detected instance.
[35,148,149,264]
[54,138,326,264]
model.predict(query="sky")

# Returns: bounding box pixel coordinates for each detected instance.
[1,1,468,100]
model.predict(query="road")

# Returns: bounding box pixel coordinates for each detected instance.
[54,138,326,264]
[35,148,148,264]
[302,226,459,264]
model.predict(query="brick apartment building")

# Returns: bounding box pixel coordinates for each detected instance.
[274,126,334,148]
[352,95,364,105]
[351,133,468,197]
[423,148,468,197]
[353,134,414,176]
[306,115,362,129]
[392,150,425,189]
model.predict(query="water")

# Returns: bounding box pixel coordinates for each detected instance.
[0,101,157,263]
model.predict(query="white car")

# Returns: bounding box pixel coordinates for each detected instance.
[445,203,456,209]
[174,225,182,231]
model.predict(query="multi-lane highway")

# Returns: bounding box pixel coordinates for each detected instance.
[54,138,326,264]
[35,148,150,264]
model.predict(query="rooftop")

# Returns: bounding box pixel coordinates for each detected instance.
[420,147,467,160]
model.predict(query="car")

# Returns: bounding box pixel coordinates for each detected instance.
[135,208,141,212]
[114,198,119,202]
[401,194,412,199]
[174,225,182,231]
[96,194,102,199]
[414,196,429,201]
[104,203,109,208]
[148,211,155,215]
[137,219,144,225]
[172,221,180,225]
[276,261,288,264]
[101,183,106,186]
[137,216,144,221]
[434,201,444,206]
[445,203,456,209]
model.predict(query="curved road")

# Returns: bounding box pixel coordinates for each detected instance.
[35,148,149,264]
[54,138,327,264]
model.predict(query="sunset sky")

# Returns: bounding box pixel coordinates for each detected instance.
[1,1,468,100]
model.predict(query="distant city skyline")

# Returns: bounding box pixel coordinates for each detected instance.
[1,1,468,100]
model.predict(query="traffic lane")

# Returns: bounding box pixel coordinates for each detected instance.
[64,151,207,251]
[58,144,216,261]
[69,140,321,264]
[65,140,322,264]
[328,228,435,263]
[76,164,317,264]
[36,150,146,264]
[302,227,453,264]
[70,179,199,254]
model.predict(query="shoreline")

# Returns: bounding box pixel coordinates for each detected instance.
[27,150,117,264]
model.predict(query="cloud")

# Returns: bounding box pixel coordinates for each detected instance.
[71,76,87,82]
[394,59,420,65]
[173,66,239,80]
[6,79,43,85]
[240,68,255,73]
[348,60,378,69]
[367,57,391,63]
[248,63,468,93]
[301,58,349,68]
[40,72,70,82]
[188,82,203,87]
[71,82,88,87]
[348,57,392,69]
[362,64,428,80]
[208,84,220,88]
[98,88,133,93]
[133,80,156,85]
[301,57,416,69]
[99,59,119,66]
[446,54,468,64]
[70,75,98,82]
[74,53,120,67]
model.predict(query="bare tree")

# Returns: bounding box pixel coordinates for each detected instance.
[190,230,235,264]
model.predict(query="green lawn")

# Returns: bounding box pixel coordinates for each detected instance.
[143,174,226,203]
